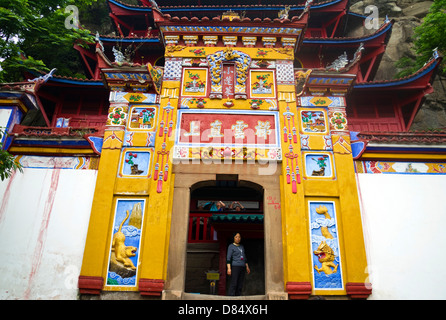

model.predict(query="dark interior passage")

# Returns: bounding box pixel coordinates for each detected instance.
[185,178,265,296]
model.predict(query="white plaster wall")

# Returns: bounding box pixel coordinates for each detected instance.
[0,168,97,300]
[357,173,446,299]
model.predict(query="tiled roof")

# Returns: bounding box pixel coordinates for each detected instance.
[97,35,160,42]
[110,0,345,11]
[354,55,442,88]
[303,20,393,44]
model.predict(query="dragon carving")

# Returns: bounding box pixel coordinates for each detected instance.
[313,205,339,275]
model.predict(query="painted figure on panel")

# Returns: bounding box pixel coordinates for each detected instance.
[315,205,334,239]
[111,210,137,272]
[107,200,144,286]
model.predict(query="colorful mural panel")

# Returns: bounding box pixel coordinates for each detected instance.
[309,201,343,290]
[250,70,276,98]
[300,109,328,134]
[106,199,145,287]
[118,148,152,178]
[181,68,208,97]
[173,145,282,161]
[127,106,157,130]
[15,155,98,169]
[299,96,346,107]
[355,160,446,174]
[303,152,335,179]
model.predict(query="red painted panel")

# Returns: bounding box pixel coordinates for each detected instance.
[178,112,278,147]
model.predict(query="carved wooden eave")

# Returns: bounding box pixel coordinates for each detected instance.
[152,7,310,53]
[0,82,39,114]
[302,20,393,82]
[350,130,446,162]
[298,45,363,97]
[303,70,356,97]
[303,19,393,48]
[95,43,161,94]
[354,54,442,91]
[348,54,443,132]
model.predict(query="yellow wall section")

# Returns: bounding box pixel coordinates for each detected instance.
[333,149,369,285]
[80,130,124,277]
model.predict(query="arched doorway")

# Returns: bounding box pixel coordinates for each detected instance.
[163,162,286,300]
[185,178,265,296]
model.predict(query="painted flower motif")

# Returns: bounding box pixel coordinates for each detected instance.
[109,108,126,125]
[125,152,137,165]
[256,49,269,57]
[314,155,328,168]
[330,112,347,130]
[190,48,206,56]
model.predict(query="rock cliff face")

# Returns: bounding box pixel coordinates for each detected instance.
[348,0,446,130]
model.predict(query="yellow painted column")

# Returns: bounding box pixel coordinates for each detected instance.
[80,129,124,277]
[333,135,369,285]
[277,85,312,292]
[137,82,179,286]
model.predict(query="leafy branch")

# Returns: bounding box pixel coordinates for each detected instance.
[0,127,22,181]
[395,0,446,78]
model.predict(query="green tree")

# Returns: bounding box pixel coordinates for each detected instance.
[396,0,446,78]
[0,0,98,82]
[0,128,22,180]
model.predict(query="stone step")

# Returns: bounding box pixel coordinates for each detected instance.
[182,293,266,300]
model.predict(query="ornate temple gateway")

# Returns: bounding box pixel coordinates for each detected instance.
[0,0,445,300]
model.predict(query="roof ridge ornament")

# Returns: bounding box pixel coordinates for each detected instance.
[326,52,349,71]
[326,43,364,72]
[95,31,104,53]
[305,0,314,9]
[28,68,57,83]
[296,0,313,20]
[112,46,126,64]
[424,47,441,67]
[432,47,440,60]
[221,10,241,21]
[149,0,160,11]
[278,5,290,20]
